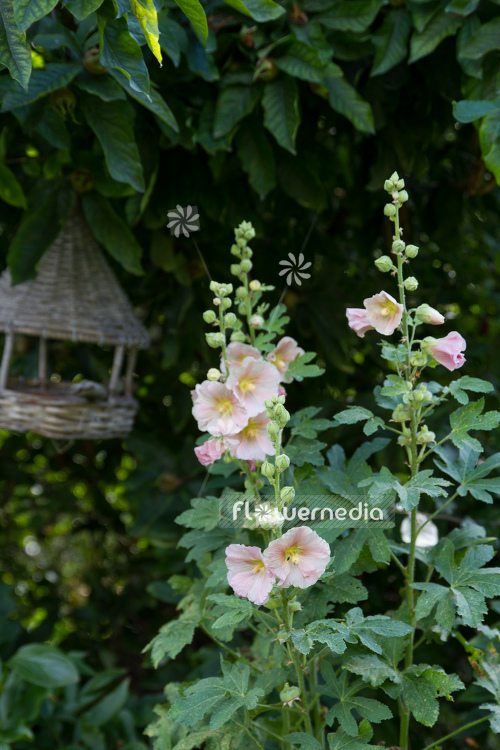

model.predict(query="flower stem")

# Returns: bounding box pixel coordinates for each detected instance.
[282,592,314,735]
[419,714,491,750]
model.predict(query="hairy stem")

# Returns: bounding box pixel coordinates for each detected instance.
[282,593,314,735]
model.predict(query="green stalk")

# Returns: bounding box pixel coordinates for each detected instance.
[394,203,419,750]
[419,714,491,750]
[282,592,314,735]
[244,271,256,345]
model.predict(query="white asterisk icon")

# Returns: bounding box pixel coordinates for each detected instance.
[278,252,312,286]
[167,205,200,238]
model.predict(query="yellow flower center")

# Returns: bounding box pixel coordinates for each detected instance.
[380,301,398,318]
[285,546,301,565]
[243,418,257,438]
[239,378,256,394]
[274,355,284,370]
[252,559,265,574]
[218,399,233,415]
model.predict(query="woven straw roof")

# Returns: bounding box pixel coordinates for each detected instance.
[0,210,149,349]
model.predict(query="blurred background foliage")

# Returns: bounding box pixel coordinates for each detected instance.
[2,0,500,745]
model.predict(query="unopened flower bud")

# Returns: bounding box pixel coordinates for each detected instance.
[275,454,290,472]
[230,244,241,257]
[403,277,418,291]
[392,240,405,253]
[409,350,428,367]
[206,332,225,348]
[375,255,394,273]
[390,171,400,183]
[384,179,394,192]
[240,259,253,272]
[236,286,248,299]
[274,404,284,417]
[277,395,286,404]
[250,315,264,328]
[249,279,261,291]
[396,179,405,190]
[264,591,282,609]
[405,244,419,258]
[417,426,436,444]
[259,508,284,530]
[241,247,253,259]
[280,486,295,504]
[230,330,246,343]
[391,404,411,422]
[288,599,302,612]
[224,313,237,327]
[398,434,411,447]
[412,389,426,402]
[237,303,247,315]
[207,368,220,381]
[210,280,221,293]
[237,237,247,249]
[384,204,396,217]
[415,304,444,325]
[221,298,232,310]
[264,399,274,409]
[203,310,216,324]
[280,684,301,704]
[230,264,242,277]
[399,190,409,203]
[213,298,221,306]
[267,422,280,440]
[261,460,275,478]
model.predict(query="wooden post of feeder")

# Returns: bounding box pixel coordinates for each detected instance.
[124,348,137,398]
[38,337,48,389]
[109,344,125,399]
[0,332,14,390]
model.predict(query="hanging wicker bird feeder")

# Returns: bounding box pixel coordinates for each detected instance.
[0,210,149,440]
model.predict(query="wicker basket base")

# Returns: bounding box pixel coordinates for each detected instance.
[0,381,138,439]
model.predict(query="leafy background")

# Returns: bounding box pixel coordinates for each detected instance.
[1,0,500,745]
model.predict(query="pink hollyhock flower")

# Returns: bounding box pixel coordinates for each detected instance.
[247,460,256,472]
[426,331,466,371]
[264,527,330,589]
[364,291,403,335]
[225,544,276,605]
[192,381,249,436]
[278,386,287,398]
[346,308,374,338]
[194,438,226,467]
[221,342,261,374]
[267,337,305,383]
[227,357,280,417]
[228,411,275,460]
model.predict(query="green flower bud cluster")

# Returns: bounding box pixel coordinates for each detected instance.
[210,281,233,298]
[411,384,432,403]
[206,332,225,348]
[384,171,405,193]
[230,221,255,277]
[403,276,418,291]
[409,350,428,367]
[391,404,411,422]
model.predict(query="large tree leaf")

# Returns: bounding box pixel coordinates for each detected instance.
[324,76,375,134]
[371,8,411,77]
[409,11,463,63]
[7,181,75,284]
[223,0,284,21]
[65,0,103,19]
[9,644,79,687]
[14,0,58,30]
[235,117,276,199]
[0,162,26,208]
[110,69,178,130]
[317,0,383,33]
[99,16,150,94]
[274,41,338,82]
[81,192,144,275]
[75,70,127,101]
[80,93,145,192]
[130,0,162,64]
[262,75,300,154]
[461,17,500,59]
[1,63,81,112]
[0,0,31,89]
[213,83,261,138]
[174,0,208,41]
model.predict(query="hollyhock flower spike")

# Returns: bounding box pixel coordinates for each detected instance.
[228,411,274,460]
[425,332,466,372]
[220,341,261,374]
[346,308,374,338]
[192,381,249,436]
[267,337,305,382]
[364,291,404,335]
[264,527,330,589]
[227,357,280,417]
[194,438,226,467]
[225,544,276,605]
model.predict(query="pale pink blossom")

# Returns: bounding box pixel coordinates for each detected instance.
[264,527,330,589]
[225,544,276,605]
[227,357,280,417]
[278,386,287,398]
[346,308,374,338]
[228,411,275,461]
[364,291,403,335]
[426,331,466,371]
[194,438,226,467]
[192,381,249,437]
[220,342,261,374]
[267,337,305,382]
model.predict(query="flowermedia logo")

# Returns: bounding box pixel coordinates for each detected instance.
[278,252,312,286]
[167,205,201,237]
